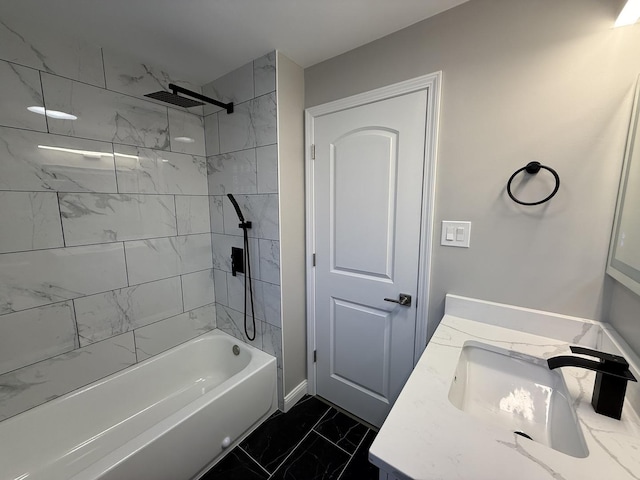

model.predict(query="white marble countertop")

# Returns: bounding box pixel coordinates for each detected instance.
[369,295,640,480]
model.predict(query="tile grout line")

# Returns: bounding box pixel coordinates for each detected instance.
[265,405,332,478]
[0,267,214,322]
[100,48,107,89]
[0,230,213,256]
[56,192,67,248]
[336,428,372,480]
[0,190,211,198]
[38,70,50,134]
[173,194,179,234]
[111,142,119,194]
[179,275,185,313]
[311,429,354,457]
[0,123,209,158]
[206,140,278,159]
[238,446,271,477]
[132,324,139,363]
[122,241,130,287]
[70,299,82,349]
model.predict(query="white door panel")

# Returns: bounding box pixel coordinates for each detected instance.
[332,128,397,278]
[313,90,428,426]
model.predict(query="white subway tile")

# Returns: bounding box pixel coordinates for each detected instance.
[259,239,280,285]
[218,92,277,153]
[168,109,206,156]
[0,22,104,87]
[207,149,257,195]
[42,73,170,149]
[0,60,47,131]
[0,126,118,193]
[0,302,77,376]
[0,192,64,254]
[74,276,183,346]
[254,51,276,97]
[204,113,220,156]
[0,332,136,421]
[202,62,254,116]
[60,193,177,246]
[256,144,278,194]
[103,49,202,113]
[209,196,225,234]
[176,195,210,235]
[181,269,215,311]
[215,304,262,347]
[213,268,228,306]
[125,233,213,285]
[135,304,216,361]
[114,145,207,195]
[0,243,128,315]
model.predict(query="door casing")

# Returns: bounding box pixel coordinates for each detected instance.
[305,72,442,396]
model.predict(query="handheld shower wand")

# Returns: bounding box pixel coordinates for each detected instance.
[227,194,256,341]
[227,194,251,228]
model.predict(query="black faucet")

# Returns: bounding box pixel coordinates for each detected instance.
[548,346,637,420]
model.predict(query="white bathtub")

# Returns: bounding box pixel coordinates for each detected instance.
[0,329,277,480]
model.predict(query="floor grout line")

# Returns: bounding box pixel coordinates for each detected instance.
[311,428,355,457]
[316,395,379,432]
[336,428,372,480]
[265,406,332,478]
[238,446,271,477]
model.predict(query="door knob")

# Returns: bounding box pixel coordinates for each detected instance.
[384,294,412,307]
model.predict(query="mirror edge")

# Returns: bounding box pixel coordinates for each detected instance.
[607,74,640,297]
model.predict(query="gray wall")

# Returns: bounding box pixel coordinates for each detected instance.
[305,0,640,342]
[0,23,214,421]
[276,53,307,398]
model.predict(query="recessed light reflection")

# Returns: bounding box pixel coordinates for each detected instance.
[28,106,78,120]
[38,145,139,161]
[28,106,47,115]
[174,136,195,143]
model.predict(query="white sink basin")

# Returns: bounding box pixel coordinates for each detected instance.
[448,341,588,458]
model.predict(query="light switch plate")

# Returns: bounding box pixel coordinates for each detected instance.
[441,221,471,248]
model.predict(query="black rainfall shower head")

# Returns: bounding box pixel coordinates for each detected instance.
[145,83,234,114]
[144,90,205,108]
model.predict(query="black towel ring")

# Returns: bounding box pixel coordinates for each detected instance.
[507,161,560,206]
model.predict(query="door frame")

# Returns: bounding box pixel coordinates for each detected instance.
[305,72,442,396]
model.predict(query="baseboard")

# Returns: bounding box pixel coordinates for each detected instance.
[283,380,308,412]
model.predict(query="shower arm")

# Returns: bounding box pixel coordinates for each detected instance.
[169,84,234,114]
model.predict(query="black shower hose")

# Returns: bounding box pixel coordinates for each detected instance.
[242,226,256,341]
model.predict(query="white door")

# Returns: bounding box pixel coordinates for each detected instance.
[313,90,428,426]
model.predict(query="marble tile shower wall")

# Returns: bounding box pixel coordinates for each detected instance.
[0,23,215,421]
[202,52,284,407]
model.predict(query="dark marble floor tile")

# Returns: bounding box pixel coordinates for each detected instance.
[314,408,369,454]
[201,448,268,480]
[271,431,351,480]
[338,429,379,480]
[240,395,331,473]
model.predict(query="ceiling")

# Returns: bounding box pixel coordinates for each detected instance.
[0,0,469,85]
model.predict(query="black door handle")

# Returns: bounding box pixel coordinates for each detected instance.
[384,294,412,307]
